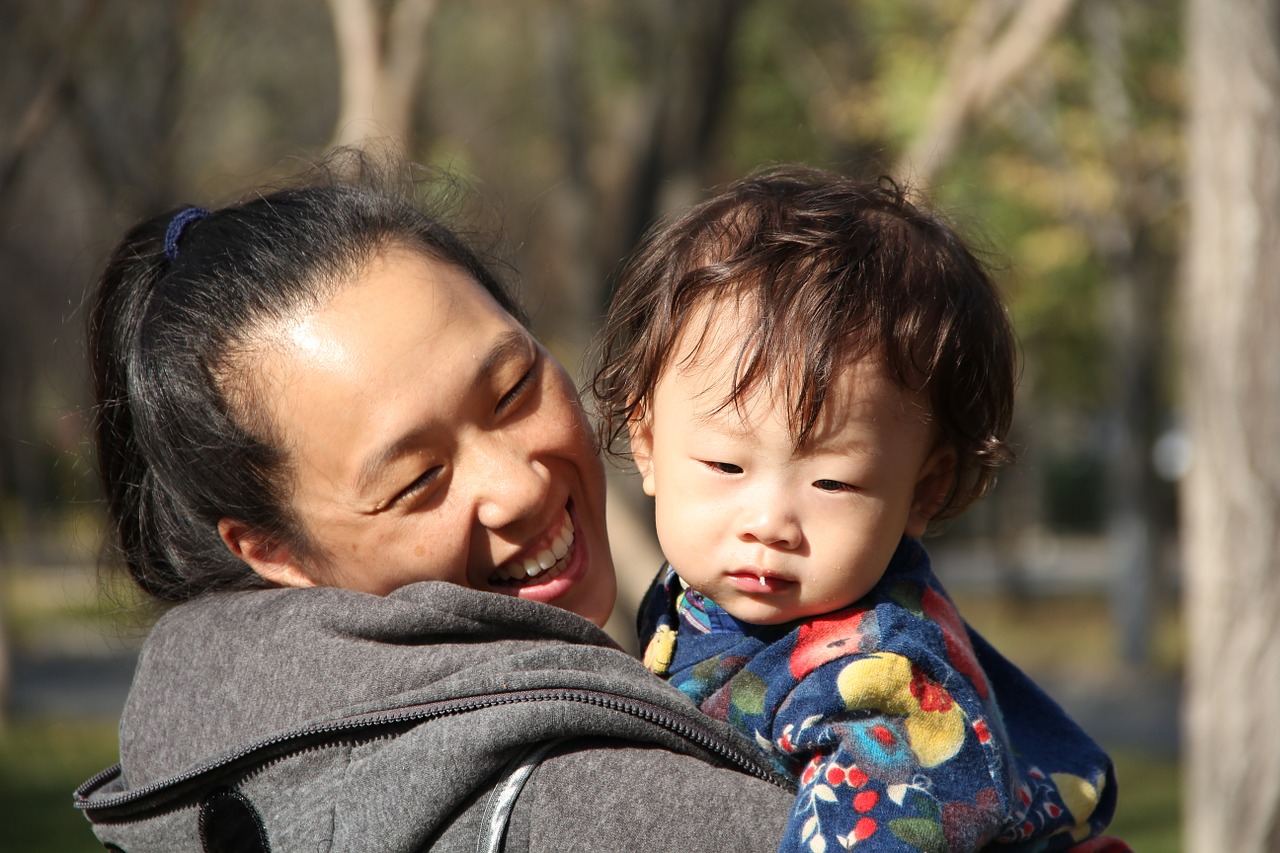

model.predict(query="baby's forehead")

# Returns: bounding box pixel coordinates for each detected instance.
[674,344,927,432]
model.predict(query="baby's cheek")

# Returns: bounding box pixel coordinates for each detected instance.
[654,502,710,560]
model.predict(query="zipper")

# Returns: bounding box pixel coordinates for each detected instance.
[75,687,792,817]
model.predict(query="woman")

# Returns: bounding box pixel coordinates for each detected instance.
[74,160,793,851]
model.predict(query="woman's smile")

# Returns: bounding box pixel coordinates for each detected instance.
[489,506,574,585]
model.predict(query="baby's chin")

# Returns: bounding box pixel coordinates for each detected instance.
[716,598,810,627]
[718,591,867,627]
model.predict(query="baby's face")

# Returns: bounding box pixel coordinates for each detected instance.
[629,312,953,625]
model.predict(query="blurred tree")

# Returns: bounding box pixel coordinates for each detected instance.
[327,0,439,150]
[901,0,1080,185]
[914,2,1180,665]
[1081,1,1172,666]
[0,0,103,198]
[544,0,753,350]
[0,0,1188,712]
[1183,0,1280,848]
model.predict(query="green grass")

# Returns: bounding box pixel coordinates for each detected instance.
[5,561,153,648]
[1,719,120,852]
[949,591,1184,679]
[1110,750,1182,852]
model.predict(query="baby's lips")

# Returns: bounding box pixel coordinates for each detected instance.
[727,570,794,594]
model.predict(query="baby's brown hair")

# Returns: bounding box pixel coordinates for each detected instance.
[591,165,1018,522]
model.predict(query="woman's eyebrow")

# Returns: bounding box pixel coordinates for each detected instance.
[476,329,535,379]
[354,330,533,495]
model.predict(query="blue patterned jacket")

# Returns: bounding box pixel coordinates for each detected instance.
[639,537,1121,852]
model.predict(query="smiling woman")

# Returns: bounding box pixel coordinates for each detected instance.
[221,246,613,623]
[74,154,794,852]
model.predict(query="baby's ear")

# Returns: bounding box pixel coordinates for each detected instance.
[218,518,317,588]
[627,417,657,497]
[907,445,957,537]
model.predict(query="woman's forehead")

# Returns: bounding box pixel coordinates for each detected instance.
[247,249,524,471]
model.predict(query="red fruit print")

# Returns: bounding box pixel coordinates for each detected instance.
[826,765,846,785]
[974,719,991,743]
[789,608,875,679]
[854,791,879,812]
[854,817,877,841]
[870,725,895,746]
[846,767,869,788]
[908,663,954,712]
[1047,804,1062,818]
[921,586,989,698]
[801,761,820,785]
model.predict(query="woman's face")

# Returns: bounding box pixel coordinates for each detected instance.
[234,246,616,626]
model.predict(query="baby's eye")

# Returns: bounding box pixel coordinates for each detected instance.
[702,461,744,475]
[814,478,856,493]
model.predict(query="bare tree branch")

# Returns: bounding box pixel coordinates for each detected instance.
[0,0,105,199]
[900,0,1079,185]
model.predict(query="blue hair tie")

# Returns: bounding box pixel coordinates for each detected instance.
[163,206,211,262]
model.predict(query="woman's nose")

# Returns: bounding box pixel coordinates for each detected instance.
[474,442,551,531]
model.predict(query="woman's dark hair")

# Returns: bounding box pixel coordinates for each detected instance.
[592,164,1018,523]
[89,154,524,602]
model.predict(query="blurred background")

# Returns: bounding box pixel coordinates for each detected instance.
[2,0,1267,850]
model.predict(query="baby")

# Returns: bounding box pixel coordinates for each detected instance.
[593,167,1124,852]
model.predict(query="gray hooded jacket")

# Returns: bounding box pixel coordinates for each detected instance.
[75,581,794,852]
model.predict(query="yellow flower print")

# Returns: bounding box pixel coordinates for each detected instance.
[836,653,967,768]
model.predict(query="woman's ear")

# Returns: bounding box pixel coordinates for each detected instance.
[627,417,657,497]
[907,445,957,537]
[217,518,317,588]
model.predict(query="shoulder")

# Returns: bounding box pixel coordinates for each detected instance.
[515,741,792,852]
[121,583,633,786]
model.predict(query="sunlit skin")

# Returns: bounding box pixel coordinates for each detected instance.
[629,303,955,626]
[218,246,616,627]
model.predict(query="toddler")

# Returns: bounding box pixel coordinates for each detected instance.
[593,167,1123,852]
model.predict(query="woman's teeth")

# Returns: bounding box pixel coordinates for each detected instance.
[492,511,575,585]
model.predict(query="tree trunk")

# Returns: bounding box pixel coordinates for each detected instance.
[615,0,751,277]
[327,0,437,151]
[1182,0,1280,849]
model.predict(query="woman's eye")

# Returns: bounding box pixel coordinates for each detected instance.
[392,466,444,505]
[702,461,744,475]
[497,361,539,413]
[814,478,855,493]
